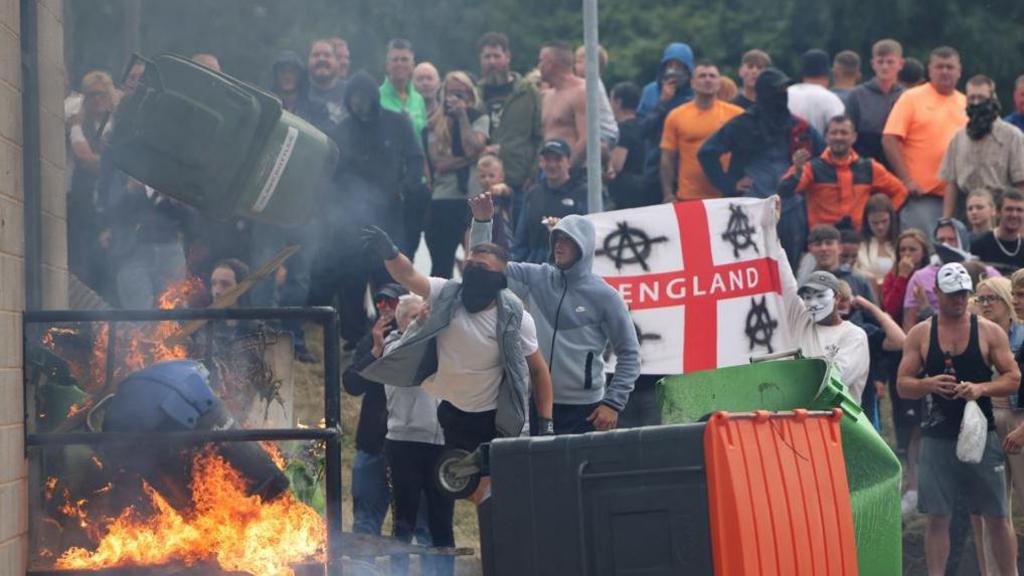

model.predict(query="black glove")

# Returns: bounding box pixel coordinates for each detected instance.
[537,417,554,436]
[361,225,400,260]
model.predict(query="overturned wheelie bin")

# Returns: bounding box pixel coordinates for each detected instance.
[659,357,902,575]
[107,54,338,227]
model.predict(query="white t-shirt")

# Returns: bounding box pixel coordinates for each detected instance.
[787,83,846,135]
[810,322,870,404]
[422,277,539,412]
[780,255,871,403]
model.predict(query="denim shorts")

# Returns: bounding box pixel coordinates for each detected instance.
[918,432,1008,517]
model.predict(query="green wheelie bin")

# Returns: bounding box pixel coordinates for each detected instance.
[659,357,902,575]
[108,54,338,227]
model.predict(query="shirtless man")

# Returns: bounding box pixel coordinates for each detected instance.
[538,41,587,165]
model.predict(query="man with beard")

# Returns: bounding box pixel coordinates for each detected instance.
[971,189,1024,275]
[311,72,424,348]
[308,38,347,125]
[940,75,1024,220]
[477,32,543,217]
[883,46,967,234]
[359,226,555,501]
[698,68,824,268]
[468,192,641,435]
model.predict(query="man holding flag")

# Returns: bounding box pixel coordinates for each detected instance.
[468,193,641,434]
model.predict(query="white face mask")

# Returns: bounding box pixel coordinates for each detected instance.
[801,288,836,323]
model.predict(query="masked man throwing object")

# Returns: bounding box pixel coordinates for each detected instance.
[359,226,555,467]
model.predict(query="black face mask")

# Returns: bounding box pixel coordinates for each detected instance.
[966,99,1000,140]
[461,264,507,313]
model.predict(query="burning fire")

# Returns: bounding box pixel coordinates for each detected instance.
[55,276,204,397]
[56,449,324,576]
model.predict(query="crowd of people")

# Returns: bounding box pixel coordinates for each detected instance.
[64,31,1024,575]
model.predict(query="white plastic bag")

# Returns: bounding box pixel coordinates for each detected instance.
[957,400,987,464]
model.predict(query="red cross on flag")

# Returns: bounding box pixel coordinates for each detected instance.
[589,198,791,375]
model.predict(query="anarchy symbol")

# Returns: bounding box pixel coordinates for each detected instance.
[633,322,663,347]
[596,221,669,271]
[721,204,760,259]
[745,296,778,353]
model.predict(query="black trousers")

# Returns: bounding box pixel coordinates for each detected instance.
[425,199,470,279]
[385,440,455,576]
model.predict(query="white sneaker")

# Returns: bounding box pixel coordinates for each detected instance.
[901,490,918,516]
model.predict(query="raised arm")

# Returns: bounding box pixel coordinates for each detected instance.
[853,296,905,351]
[361,226,431,297]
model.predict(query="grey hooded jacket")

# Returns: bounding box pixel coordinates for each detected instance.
[471,215,641,410]
[360,280,529,438]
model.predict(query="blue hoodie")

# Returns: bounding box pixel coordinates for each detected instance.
[471,215,641,410]
[636,43,695,117]
[636,43,695,185]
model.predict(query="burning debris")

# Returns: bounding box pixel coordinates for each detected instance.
[56,449,325,576]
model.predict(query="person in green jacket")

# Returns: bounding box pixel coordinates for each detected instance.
[380,38,428,136]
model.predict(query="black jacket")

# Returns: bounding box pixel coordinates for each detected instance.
[327,71,425,240]
[511,173,588,263]
[341,332,388,455]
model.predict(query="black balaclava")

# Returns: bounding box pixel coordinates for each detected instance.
[343,71,382,123]
[966,98,1001,140]
[751,67,792,136]
[460,263,507,313]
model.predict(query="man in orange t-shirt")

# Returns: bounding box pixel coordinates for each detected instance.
[660,60,743,202]
[882,46,967,234]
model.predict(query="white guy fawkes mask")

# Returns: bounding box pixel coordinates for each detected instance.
[800,288,836,323]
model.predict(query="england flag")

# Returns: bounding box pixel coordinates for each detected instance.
[589,197,792,375]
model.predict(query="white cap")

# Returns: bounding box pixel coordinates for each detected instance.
[937,262,973,294]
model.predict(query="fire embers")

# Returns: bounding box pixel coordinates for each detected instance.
[56,449,325,576]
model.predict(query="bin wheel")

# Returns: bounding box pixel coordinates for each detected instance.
[435,448,481,499]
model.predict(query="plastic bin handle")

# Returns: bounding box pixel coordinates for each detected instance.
[749,348,804,363]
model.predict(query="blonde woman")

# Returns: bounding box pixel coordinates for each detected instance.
[973,276,1023,573]
[423,71,489,278]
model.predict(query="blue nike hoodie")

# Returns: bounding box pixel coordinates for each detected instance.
[471,215,641,410]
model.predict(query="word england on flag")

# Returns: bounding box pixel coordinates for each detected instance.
[589,198,791,375]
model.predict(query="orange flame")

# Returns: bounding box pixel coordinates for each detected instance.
[261,442,287,471]
[56,450,324,576]
[45,477,58,501]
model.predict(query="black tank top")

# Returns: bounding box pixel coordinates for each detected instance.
[922,314,995,438]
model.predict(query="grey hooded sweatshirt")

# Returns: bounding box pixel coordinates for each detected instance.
[471,215,641,410]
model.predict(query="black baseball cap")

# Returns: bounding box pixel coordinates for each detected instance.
[539,139,572,158]
[373,283,407,302]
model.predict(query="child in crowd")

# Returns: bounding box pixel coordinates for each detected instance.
[477,154,515,250]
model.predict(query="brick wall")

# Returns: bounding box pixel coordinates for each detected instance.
[0,0,67,572]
